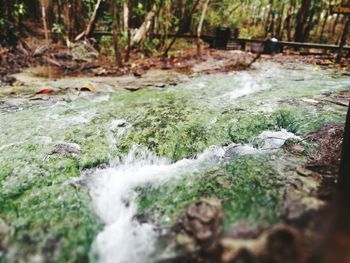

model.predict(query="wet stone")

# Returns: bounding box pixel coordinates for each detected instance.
[0,101,23,113]
[52,142,81,156]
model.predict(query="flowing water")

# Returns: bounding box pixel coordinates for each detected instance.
[0,62,349,263]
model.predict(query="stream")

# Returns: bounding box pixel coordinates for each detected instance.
[0,62,349,263]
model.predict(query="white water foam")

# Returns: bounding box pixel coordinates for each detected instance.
[88,129,299,263]
[88,145,225,263]
[224,72,270,101]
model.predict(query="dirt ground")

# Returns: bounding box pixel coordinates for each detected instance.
[1,37,349,87]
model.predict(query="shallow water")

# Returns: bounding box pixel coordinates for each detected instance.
[0,62,349,263]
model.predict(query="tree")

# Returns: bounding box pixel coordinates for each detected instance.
[111,0,123,66]
[40,0,50,45]
[295,0,312,42]
[196,0,210,56]
[163,0,200,57]
[130,3,159,48]
[75,0,103,41]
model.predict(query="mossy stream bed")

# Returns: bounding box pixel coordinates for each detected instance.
[0,62,349,263]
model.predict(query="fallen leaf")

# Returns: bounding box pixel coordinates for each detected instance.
[36,88,55,94]
[79,83,96,93]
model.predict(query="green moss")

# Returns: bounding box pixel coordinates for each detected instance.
[227,112,274,143]
[136,155,280,229]
[222,156,280,228]
[1,185,101,263]
[0,150,102,263]
[1,67,348,262]
[118,95,211,161]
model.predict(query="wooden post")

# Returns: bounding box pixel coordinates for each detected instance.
[336,17,350,63]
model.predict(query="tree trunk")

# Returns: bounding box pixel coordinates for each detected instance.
[123,0,131,62]
[295,0,312,42]
[130,4,158,48]
[319,6,330,42]
[41,0,50,45]
[303,6,316,42]
[159,1,170,50]
[284,0,296,41]
[110,0,122,66]
[178,0,186,21]
[163,0,201,57]
[336,16,346,45]
[196,0,210,56]
[265,0,274,37]
[123,1,129,32]
[75,0,103,41]
[333,14,341,35]
[275,2,285,39]
[336,17,350,64]
[314,0,325,38]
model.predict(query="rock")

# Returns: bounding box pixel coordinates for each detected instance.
[2,75,16,85]
[71,41,98,62]
[175,234,196,253]
[175,198,223,253]
[224,144,258,159]
[0,101,21,113]
[296,167,314,177]
[52,142,81,156]
[133,71,143,78]
[264,226,302,263]
[187,201,217,223]
[220,225,301,263]
[220,239,258,263]
[301,98,319,104]
[289,144,305,154]
[258,129,299,151]
[226,222,262,239]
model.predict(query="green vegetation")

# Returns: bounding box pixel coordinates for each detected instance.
[136,155,280,229]
[0,67,348,262]
[0,153,102,263]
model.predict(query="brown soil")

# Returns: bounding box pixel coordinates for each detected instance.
[306,123,344,201]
